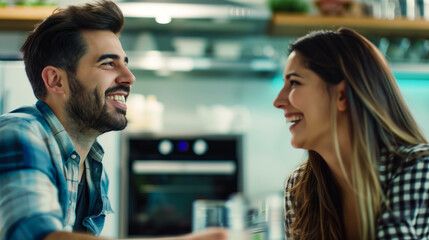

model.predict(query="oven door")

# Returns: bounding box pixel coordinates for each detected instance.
[119,134,242,238]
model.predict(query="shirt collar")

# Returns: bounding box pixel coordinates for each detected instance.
[89,141,104,163]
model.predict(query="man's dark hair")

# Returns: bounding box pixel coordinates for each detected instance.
[20,0,124,99]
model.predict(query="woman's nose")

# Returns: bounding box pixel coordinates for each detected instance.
[273,87,289,109]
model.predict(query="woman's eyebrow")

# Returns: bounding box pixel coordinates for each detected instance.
[285,72,302,80]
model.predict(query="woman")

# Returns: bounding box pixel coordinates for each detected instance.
[273,28,429,240]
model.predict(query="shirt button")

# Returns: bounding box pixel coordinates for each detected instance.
[71,154,77,160]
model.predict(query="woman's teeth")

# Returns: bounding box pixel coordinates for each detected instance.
[108,95,126,104]
[286,115,303,123]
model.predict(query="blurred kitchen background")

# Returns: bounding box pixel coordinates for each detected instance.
[1,0,429,238]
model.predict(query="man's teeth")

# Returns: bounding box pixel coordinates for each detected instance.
[286,115,303,123]
[108,95,126,104]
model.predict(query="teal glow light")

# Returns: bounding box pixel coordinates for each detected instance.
[394,71,429,90]
[394,71,429,80]
[271,72,284,89]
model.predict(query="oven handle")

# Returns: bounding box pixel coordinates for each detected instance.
[132,160,236,174]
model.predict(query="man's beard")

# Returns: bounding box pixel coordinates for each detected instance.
[65,74,129,134]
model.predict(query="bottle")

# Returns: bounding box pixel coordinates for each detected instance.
[225,193,249,240]
[143,95,164,132]
[247,201,267,240]
[265,193,284,240]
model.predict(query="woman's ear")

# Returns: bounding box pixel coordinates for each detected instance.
[337,80,347,112]
[41,66,67,95]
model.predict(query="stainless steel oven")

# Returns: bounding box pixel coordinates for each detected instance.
[119,132,243,238]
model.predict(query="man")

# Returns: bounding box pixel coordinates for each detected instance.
[0,1,227,240]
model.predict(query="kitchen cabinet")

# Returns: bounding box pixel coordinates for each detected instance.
[0,6,56,31]
[269,13,429,38]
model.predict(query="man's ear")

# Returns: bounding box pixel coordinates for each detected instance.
[41,66,67,95]
[337,80,347,112]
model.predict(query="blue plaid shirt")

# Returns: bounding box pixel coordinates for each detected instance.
[0,101,113,240]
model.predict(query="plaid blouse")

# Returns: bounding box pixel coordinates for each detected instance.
[284,144,429,239]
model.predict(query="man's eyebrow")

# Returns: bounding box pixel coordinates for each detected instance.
[97,54,129,63]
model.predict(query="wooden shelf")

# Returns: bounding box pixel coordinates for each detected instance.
[269,13,429,38]
[2,7,429,38]
[0,6,56,31]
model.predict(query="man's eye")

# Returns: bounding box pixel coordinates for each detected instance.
[101,62,114,67]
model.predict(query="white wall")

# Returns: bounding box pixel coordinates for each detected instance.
[98,132,121,238]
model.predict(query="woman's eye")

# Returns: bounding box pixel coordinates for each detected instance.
[290,80,299,87]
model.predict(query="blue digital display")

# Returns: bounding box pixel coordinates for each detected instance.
[177,141,189,152]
